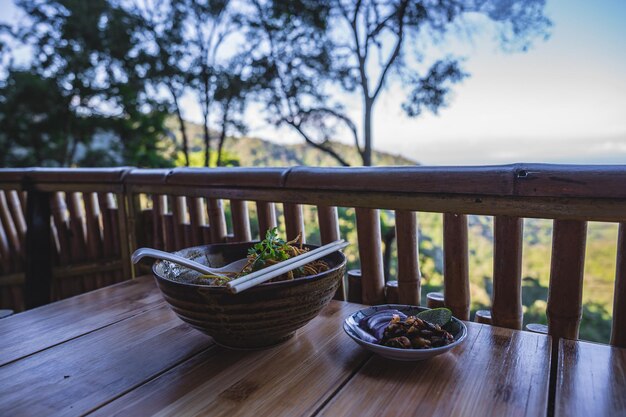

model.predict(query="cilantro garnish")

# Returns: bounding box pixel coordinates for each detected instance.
[247,227,292,270]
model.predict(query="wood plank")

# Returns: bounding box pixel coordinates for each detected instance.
[443,213,470,320]
[395,210,421,305]
[319,323,551,417]
[256,201,277,239]
[547,220,587,340]
[0,208,11,273]
[0,190,20,260]
[66,191,87,263]
[355,208,385,305]
[115,192,132,280]
[126,184,626,223]
[0,276,162,367]
[151,194,166,250]
[89,301,370,417]
[317,205,343,300]
[83,192,104,290]
[107,204,123,285]
[283,202,305,242]
[317,205,340,244]
[346,269,363,304]
[284,165,515,196]
[207,198,227,243]
[170,195,186,250]
[7,190,27,246]
[0,304,212,417]
[24,189,52,309]
[51,191,70,265]
[230,199,252,242]
[162,214,175,252]
[492,216,524,329]
[555,339,626,417]
[188,197,207,246]
[611,222,626,347]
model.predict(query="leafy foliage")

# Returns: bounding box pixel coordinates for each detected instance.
[0,0,174,167]
[248,227,292,269]
[251,0,552,165]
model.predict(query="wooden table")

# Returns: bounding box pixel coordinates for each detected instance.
[0,276,552,417]
[556,339,626,417]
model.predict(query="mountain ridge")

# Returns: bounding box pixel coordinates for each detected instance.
[168,119,418,167]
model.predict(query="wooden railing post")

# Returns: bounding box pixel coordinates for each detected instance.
[0,191,21,268]
[24,186,52,309]
[395,210,421,305]
[284,203,305,242]
[443,213,470,320]
[317,205,344,300]
[492,216,524,329]
[125,192,142,277]
[547,220,587,340]
[230,199,252,242]
[207,198,227,243]
[346,269,363,304]
[256,201,277,239]
[188,197,207,246]
[355,208,385,305]
[611,223,626,347]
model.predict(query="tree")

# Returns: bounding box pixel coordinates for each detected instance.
[213,61,250,166]
[185,0,237,167]
[246,0,352,166]
[260,0,552,166]
[131,0,193,166]
[0,70,95,166]
[0,0,174,167]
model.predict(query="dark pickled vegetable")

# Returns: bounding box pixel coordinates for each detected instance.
[380,315,454,349]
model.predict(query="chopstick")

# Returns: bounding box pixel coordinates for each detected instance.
[226,239,349,294]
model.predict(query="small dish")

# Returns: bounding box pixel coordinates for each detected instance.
[344,304,467,361]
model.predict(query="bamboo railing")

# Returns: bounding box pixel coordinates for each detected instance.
[1,165,626,349]
[0,168,131,310]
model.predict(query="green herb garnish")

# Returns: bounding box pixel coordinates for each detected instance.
[247,227,292,271]
[415,307,461,335]
[416,308,453,326]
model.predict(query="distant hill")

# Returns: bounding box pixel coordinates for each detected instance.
[221,136,418,166]
[167,119,418,167]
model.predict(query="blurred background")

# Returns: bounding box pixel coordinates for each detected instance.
[1,0,624,342]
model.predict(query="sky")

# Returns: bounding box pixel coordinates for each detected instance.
[1,0,625,166]
[242,0,626,165]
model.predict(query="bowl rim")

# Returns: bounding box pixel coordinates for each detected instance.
[152,241,347,292]
[344,304,468,355]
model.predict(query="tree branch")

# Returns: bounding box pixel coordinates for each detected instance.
[371,0,408,100]
[306,106,363,156]
[286,120,351,166]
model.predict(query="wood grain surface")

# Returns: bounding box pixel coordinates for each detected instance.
[547,220,587,340]
[0,275,161,366]
[90,301,370,417]
[443,213,470,320]
[492,215,523,329]
[555,339,626,417]
[612,223,626,347]
[319,323,552,417]
[0,304,213,416]
[3,249,624,417]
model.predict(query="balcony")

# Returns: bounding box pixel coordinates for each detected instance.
[1,164,624,347]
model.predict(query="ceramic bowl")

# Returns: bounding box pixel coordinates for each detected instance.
[152,242,346,349]
[344,304,467,361]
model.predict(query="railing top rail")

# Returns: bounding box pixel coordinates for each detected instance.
[284,164,626,199]
[26,167,133,184]
[0,168,33,185]
[3,164,626,200]
[166,167,289,188]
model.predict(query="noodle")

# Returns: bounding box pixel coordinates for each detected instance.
[201,229,330,286]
